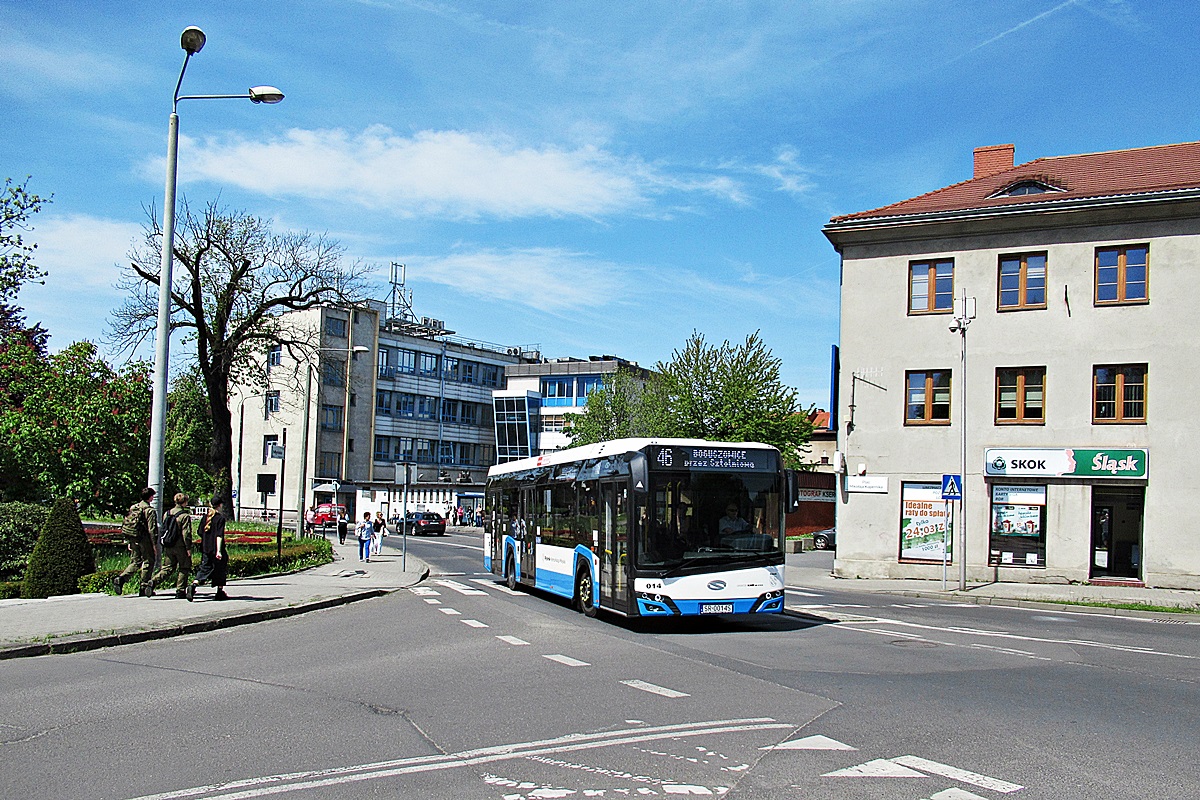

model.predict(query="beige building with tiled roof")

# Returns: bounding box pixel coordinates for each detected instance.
[824,141,1200,590]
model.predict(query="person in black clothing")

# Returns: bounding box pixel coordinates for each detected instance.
[188,495,229,602]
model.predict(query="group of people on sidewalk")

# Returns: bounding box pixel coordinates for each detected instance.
[111,487,230,603]
[356,511,388,562]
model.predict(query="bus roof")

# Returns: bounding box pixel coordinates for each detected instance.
[487,438,778,479]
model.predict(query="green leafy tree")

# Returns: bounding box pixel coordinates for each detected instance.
[0,502,49,581]
[565,368,668,443]
[0,341,152,513]
[165,367,215,502]
[110,201,370,500]
[0,177,50,302]
[569,332,812,467]
[21,497,94,598]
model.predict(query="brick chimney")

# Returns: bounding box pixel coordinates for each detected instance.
[974,144,1015,178]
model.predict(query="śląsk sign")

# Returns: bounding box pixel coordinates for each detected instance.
[984,448,1147,479]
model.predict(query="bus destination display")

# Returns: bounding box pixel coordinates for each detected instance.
[652,446,775,472]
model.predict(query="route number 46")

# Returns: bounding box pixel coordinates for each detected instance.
[657,449,674,468]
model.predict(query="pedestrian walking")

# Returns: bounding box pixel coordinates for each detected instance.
[150,493,193,599]
[113,487,159,597]
[189,495,229,602]
[304,506,316,535]
[337,511,348,545]
[357,511,373,562]
[372,511,386,556]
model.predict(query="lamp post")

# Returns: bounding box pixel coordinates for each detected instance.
[949,290,976,591]
[147,25,283,517]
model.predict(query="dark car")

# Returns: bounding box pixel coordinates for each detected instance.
[812,528,836,550]
[405,512,446,536]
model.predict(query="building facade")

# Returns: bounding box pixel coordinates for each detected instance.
[492,356,649,460]
[824,141,1200,590]
[231,300,527,524]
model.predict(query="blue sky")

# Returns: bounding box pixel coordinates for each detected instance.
[3,0,1197,407]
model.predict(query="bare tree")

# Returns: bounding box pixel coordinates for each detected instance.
[110,200,371,498]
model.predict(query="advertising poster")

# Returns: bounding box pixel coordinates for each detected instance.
[900,482,950,561]
[989,484,1047,567]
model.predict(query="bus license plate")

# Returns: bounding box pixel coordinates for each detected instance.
[700,603,733,614]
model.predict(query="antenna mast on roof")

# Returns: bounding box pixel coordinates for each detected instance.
[388,262,415,324]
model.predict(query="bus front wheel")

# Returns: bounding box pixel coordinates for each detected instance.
[575,566,597,618]
[505,554,517,591]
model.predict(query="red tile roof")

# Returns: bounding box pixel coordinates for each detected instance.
[831,141,1200,222]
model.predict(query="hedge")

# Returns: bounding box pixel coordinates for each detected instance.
[0,502,50,581]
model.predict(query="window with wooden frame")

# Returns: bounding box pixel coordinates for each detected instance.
[995,367,1045,424]
[905,370,951,424]
[1095,245,1148,304]
[1093,364,1146,423]
[998,253,1047,310]
[908,259,954,314]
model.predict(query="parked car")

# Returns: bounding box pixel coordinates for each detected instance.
[404,512,447,536]
[812,528,836,550]
[312,503,347,527]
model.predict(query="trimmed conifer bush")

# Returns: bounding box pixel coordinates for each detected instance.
[21,498,96,599]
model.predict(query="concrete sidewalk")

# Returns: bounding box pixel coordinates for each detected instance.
[786,550,1200,616]
[0,532,430,660]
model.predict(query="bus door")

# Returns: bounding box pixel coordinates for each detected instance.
[600,481,630,613]
[519,488,537,583]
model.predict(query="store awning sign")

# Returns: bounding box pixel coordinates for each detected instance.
[984,448,1147,479]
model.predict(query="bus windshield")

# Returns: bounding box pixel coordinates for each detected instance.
[636,471,783,571]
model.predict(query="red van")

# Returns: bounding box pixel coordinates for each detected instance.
[312,503,347,526]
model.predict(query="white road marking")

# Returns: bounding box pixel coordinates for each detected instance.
[124,717,791,800]
[435,579,489,596]
[423,599,441,605]
[439,608,462,616]
[543,654,590,667]
[784,587,822,597]
[620,680,690,698]
[892,755,1023,793]
[496,635,529,646]
[411,587,440,596]
[472,578,524,596]
[925,788,990,800]
[761,735,855,751]
[461,619,489,628]
[825,758,926,778]
[832,615,1200,660]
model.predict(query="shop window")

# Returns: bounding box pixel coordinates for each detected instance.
[899,482,950,562]
[1093,364,1146,423]
[908,259,954,314]
[997,253,1047,310]
[995,367,1044,424]
[989,485,1047,567]
[1095,245,1148,304]
[904,370,951,424]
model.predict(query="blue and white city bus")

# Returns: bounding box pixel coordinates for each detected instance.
[484,438,787,618]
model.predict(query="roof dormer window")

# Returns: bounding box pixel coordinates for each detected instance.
[991,179,1063,198]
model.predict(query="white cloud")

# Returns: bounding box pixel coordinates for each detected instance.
[163,127,738,220]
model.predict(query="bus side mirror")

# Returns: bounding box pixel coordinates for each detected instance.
[629,454,648,493]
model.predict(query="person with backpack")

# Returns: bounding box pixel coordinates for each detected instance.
[113,487,159,597]
[150,493,194,599]
[189,495,229,602]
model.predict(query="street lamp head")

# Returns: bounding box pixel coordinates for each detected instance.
[180,26,206,55]
[352,346,370,354]
[248,85,285,104]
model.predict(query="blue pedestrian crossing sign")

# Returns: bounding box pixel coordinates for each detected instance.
[941,474,963,501]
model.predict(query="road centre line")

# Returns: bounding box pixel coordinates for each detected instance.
[124,718,792,800]
[461,619,489,628]
[423,599,441,605]
[543,654,590,667]
[496,635,529,646]
[620,680,690,698]
[438,608,461,616]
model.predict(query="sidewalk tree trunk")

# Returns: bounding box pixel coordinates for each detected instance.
[109,201,369,501]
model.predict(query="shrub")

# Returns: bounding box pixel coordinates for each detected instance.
[0,502,50,581]
[0,580,21,599]
[21,498,96,599]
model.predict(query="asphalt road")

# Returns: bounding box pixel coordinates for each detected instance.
[2,529,1197,800]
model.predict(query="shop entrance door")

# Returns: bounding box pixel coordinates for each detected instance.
[1091,487,1144,580]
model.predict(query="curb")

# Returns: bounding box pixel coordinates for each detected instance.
[0,588,393,661]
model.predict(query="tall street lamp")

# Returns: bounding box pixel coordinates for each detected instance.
[949,290,976,591]
[147,26,283,516]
